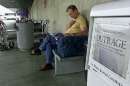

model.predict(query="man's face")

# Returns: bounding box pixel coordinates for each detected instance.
[67,9,78,19]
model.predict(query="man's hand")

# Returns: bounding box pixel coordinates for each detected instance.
[66,20,75,29]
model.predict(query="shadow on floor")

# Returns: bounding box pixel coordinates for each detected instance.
[0,49,87,86]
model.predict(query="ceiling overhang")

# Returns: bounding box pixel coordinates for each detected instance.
[0,0,33,8]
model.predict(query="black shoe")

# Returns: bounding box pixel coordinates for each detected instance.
[30,49,41,55]
[40,64,54,71]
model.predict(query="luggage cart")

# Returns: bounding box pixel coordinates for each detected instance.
[0,21,14,51]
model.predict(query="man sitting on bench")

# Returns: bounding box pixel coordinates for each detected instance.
[39,5,88,71]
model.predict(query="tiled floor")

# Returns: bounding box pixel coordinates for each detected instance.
[0,49,87,86]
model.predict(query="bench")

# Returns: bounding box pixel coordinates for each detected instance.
[53,45,87,75]
[51,35,87,75]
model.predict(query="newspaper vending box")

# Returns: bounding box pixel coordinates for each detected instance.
[86,1,130,86]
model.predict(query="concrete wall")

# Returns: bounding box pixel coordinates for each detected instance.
[30,0,113,33]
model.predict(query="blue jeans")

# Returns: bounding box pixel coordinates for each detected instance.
[39,34,57,64]
[39,34,87,64]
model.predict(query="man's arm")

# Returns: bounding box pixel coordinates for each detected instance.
[64,20,76,36]
[64,16,89,36]
[64,29,88,36]
[74,17,89,36]
[66,20,75,30]
[72,27,88,36]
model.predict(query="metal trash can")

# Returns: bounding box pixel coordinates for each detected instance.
[16,22,34,51]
